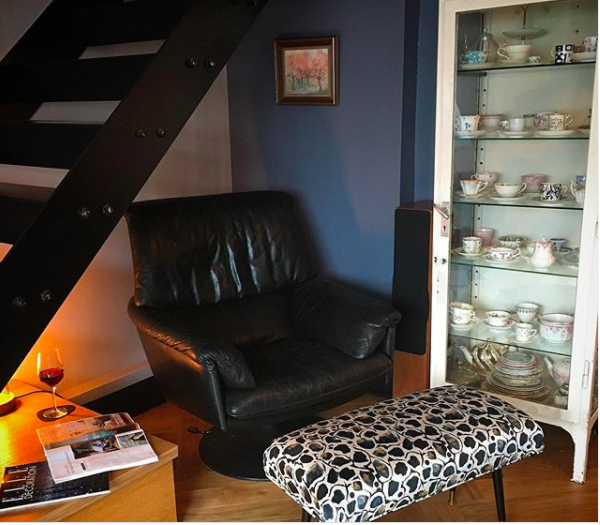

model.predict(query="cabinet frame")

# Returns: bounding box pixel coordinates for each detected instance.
[430,0,598,483]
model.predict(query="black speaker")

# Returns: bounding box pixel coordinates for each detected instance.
[392,205,432,355]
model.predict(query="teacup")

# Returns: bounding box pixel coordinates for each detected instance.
[550,238,567,253]
[523,113,536,129]
[515,323,537,342]
[462,236,482,255]
[460,179,488,196]
[474,228,494,247]
[516,302,539,323]
[527,56,541,64]
[548,113,574,131]
[486,310,512,327]
[455,115,480,132]
[521,174,547,192]
[471,171,498,183]
[495,182,527,198]
[462,50,489,64]
[487,247,520,261]
[551,44,574,64]
[501,118,525,132]
[534,111,553,130]
[450,302,476,325]
[498,44,531,60]
[584,36,598,53]
[497,235,525,249]
[540,183,568,202]
[574,175,586,186]
[480,115,503,130]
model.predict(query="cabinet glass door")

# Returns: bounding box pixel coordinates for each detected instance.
[444,0,597,410]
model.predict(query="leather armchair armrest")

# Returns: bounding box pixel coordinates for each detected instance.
[290,278,401,359]
[128,299,255,389]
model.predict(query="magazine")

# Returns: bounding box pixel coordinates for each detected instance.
[37,413,158,483]
[0,462,109,512]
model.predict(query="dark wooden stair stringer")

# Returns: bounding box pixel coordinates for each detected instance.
[0,0,269,388]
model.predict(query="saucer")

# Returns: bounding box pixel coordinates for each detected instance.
[571,51,596,62]
[484,319,516,331]
[482,253,520,264]
[489,194,525,202]
[458,62,495,70]
[532,196,574,205]
[454,191,484,199]
[500,130,533,138]
[498,57,528,65]
[455,130,488,138]
[578,128,590,136]
[453,248,483,259]
[536,130,577,137]
[506,334,539,345]
[449,319,478,331]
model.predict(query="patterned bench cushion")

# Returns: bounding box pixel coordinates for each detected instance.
[263,385,544,522]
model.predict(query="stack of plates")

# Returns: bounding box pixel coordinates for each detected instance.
[486,351,551,401]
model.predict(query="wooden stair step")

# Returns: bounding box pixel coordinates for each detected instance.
[0,55,153,103]
[63,0,195,47]
[0,121,101,168]
[0,183,54,244]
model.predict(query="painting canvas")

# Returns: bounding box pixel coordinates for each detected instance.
[275,37,338,105]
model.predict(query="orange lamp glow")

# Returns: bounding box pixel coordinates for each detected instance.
[0,385,16,416]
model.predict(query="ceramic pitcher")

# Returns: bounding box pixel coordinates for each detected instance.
[529,237,555,268]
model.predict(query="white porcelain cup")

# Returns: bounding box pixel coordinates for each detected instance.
[547,113,574,131]
[480,115,503,130]
[471,171,498,183]
[462,236,482,254]
[461,179,488,196]
[486,310,511,327]
[450,302,476,325]
[516,302,539,323]
[584,36,598,52]
[515,323,537,342]
[498,44,531,60]
[570,181,586,205]
[527,56,541,64]
[495,182,527,198]
[487,247,520,261]
[507,118,525,132]
[455,115,480,132]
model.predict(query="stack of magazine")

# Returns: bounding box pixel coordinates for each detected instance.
[0,413,157,512]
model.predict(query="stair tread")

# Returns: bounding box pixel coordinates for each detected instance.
[0,183,54,202]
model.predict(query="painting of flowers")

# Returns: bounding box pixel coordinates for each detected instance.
[275,37,338,105]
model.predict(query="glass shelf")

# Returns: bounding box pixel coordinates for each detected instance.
[453,194,584,211]
[454,131,589,141]
[451,254,578,278]
[448,311,572,357]
[457,60,596,75]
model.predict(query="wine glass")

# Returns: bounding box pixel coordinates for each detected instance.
[37,348,68,419]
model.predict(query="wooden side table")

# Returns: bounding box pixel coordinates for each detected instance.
[0,381,178,522]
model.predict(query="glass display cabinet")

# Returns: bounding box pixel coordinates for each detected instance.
[431,0,598,483]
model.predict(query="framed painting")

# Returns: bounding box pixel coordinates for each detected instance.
[274,36,339,106]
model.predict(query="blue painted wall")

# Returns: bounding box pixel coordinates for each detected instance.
[227,0,405,297]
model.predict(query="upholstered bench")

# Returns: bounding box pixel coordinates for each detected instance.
[263,385,544,522]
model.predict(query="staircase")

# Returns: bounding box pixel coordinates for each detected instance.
[0,0,267,388]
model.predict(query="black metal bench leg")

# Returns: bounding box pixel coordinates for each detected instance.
[492,469,506,522]
[301,508,311,522]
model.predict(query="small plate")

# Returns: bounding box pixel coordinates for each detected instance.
[483,319,516,331]
[578,128,590,136]
[571,51,596,62]
[536,130,577,137]
[453,248,483,259]
[498,57,528,65]
[531,196,575,205]
[489,194,525,202]
[506,335,539,345]
[455,130,488,138]
[500,131,533,138]
[458,62,496,71]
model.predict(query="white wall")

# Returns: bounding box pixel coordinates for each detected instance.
[0,0,233,402]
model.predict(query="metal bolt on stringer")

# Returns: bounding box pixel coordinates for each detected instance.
[78,207,91,220]
[102,203,115,216]
[204,59,217,69]
[40,289,52,303]
[156,128,167,138]
[13,297,26,308]
[135,129,147,139]
[185,57,198,68]
[188,426,213,435]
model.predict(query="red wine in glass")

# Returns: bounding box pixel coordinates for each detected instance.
[37,349,68,419]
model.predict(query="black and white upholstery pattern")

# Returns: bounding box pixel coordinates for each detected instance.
[263,386,544,522]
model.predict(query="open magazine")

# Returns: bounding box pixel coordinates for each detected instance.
[37,413,157,483]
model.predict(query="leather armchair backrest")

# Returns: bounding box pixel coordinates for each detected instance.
[126,191,317,308]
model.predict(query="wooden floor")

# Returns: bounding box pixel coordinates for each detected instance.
[136,396,598,522]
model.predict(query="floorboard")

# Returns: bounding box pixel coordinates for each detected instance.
[136,396,598,522]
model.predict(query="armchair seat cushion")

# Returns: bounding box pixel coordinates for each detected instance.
[225,339,392,420]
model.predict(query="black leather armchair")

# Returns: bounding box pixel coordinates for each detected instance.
[126,191,400,480]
